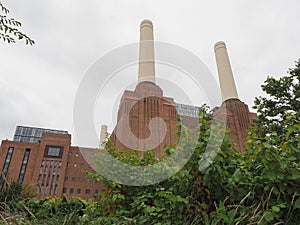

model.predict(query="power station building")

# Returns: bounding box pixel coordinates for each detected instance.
[0,20,255,199]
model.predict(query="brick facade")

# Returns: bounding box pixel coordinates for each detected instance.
[213,98,257,151]
[0,132,105,199]
[111,81,179,158]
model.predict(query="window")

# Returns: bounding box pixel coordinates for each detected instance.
[75,152,79,157]
[74,163,77,167]
[68,152,72,157]
[85,189,90,194]
[2,147,14,177]
[71,177,76,181]
[64,177,68,181]
[86,178,91,182]
[67,162,70,167]
[80,163,84,168]
[48,147,60,156]
[44,146,63,158]
[95,190,99,194]
[70,188,74,194]
[37,160,62,195]
[78,177,83,182]
[77,189,81,194]
[63,188,67,193]
[90,153,94,158]
[18,149,30,184]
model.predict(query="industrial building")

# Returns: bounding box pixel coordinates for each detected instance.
[0,19,255,199]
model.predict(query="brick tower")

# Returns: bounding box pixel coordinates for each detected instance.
[213,41,256,151]
[111,20,178,158]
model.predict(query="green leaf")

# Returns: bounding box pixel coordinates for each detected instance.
[272,205,280,212]
[264,211,275,222]
[294,199,300,209]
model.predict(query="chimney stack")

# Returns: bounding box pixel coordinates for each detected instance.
[214,41,239,101]
[138,19,155,83]
[99,125,108,148]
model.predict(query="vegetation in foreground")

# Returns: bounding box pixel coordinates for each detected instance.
[0,61,299,224]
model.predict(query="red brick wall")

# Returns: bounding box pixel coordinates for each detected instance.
[213,98,256,151]
[0,133,105,200]
[111,82,178,158]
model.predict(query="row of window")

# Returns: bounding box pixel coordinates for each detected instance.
[37,160,62,195]
[66,162,92,168]
[175,103,201,118]
[68,152,95,158]
[62,188,99,194]
[13,126,68,143]
[68,152,79,157]
[64,177,92,182]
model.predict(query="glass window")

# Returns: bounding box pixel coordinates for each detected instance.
[70,188,74,194]
[44,146,63,158]
[64,177,68,181]
[68,152,72,157]
[15,127,21,135]
[85,189,90,194]
[2,147,14,177]
[95,190,98,194]
[78,177,83,182]
[63,188,67,193]
[75,152,79,157]
[74,163,77,167]
[72,177,76,181]
[48,147,61,156]
[77,189,81,194]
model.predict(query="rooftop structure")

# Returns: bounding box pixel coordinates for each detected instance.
[13,126,68,144]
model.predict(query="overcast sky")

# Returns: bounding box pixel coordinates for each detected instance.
[1,0,299,147]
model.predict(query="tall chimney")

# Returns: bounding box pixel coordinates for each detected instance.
[214,41,239,101]
[138,19,155,83]
[99,125,108,148]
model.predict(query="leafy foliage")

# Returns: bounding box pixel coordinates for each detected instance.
[253,59,300,140]
[0,181,23,209]
[0,1,34,45]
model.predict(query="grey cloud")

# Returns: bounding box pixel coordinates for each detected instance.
[1,0,300,146]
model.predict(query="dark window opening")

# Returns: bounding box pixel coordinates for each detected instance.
[2,147,14,177]
[18,149,30,184]
[44,145,63,158]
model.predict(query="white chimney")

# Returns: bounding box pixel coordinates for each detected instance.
[138,19,155,83]
[214,41,239,101]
